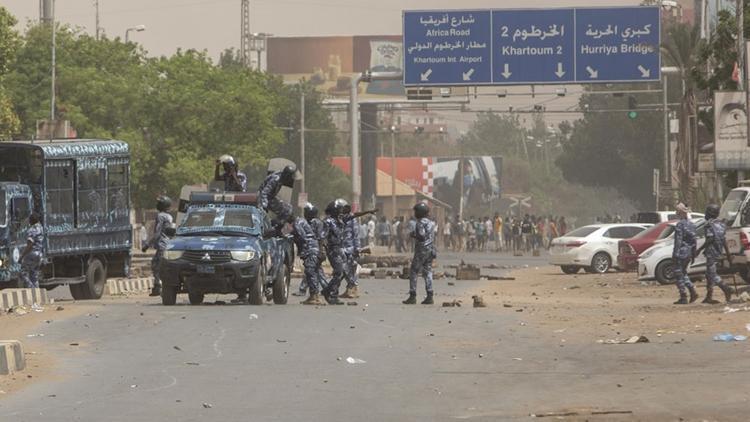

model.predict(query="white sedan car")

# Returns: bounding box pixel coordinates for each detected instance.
[549,224,651,274]
[638,219,706,285]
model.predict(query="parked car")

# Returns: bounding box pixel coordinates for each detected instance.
[617,221,676,271]
[637,219,706,285]
[549,223,651,274]
[636,211,704,224]
[720,186,750,283]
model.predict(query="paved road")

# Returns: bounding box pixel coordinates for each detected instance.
[2,252,750,421]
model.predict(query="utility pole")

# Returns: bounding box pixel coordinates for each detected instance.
[300,90,305,202]
[390,127,397,219]
[240,0,250,67]
[739,0,746,183]
[94,0,100,40]
[50,0,56,127]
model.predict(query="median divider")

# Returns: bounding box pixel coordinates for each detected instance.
[0,288,50,312]
[106,278,153,295]
[0,340,25,375]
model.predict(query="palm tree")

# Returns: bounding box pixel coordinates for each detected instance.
[661,23,701,205]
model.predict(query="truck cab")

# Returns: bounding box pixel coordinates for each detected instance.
[0,184,34,285]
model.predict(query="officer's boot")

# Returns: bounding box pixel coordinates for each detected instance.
[302,293,325,306]
[720,284,734,303]
[688,286,700,303]
[421,292,434,305]
[402,292,417,305]
[149,283,161,297]
[702,287,721,305]
[673,294,688,305]
[340,286,353,299]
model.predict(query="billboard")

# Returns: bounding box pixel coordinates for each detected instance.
[714,91,750,170]
[331,156,502,210]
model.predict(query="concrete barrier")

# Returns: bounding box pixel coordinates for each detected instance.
[0,340,25,375]
[0,288,50,311]
[106,278,153,295]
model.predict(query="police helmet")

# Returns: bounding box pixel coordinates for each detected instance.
[334,198,349,215]
[280,164,297,188]
[342,203,352,215]
[219,154,236,166]
[325,200,339,217]
[156,195,172,212]
[413,202,430,219]
[705,204,720,220]
[304,202,318,220]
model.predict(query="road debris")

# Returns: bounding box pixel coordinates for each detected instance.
[713,333,748,342]
[345,357,366,364]
[185,362,200,366]
[276,339,287,343]
[597,336,649,344]
[26,333,44,338]
[346,302,358,306]
[55,306,65,311]
[442,300,462,307]
[723,306,750,313]
[249,314,259,320]
[173,346,182,351]
[202,403,212,409]
[740,292,750,302]
[472,295,486,308]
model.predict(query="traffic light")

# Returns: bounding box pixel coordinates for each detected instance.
[627,95,638,119]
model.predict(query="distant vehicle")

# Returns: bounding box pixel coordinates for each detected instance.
[720,186,750,283]
[636,211,704,224]
[549,223,651,274]
[617,221,676,271]
[637,219,707,285]
[0,139,132,299]
[158,192,294,306]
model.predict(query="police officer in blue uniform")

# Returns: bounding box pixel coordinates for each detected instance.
[292,205,325,306]
[403,202,437,305]
[258,165,296,226]
[672,203,699,304]
[294,203,329,297]
[19,213,44,288]
[143,196,174,297]
[320,200,347,305]
[339,201,361,299]
[695,204,733,304]
[214,155,248,192]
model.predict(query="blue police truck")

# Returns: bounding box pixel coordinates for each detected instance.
[159,192,294,306]
[0,139,132,299]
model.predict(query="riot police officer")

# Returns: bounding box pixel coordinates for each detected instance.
[320,199,347,305]
[339,201,361,299]
[292,205,325,306]
[143,196,173,297]
[695,204,733,304]
[19,213,44,289]
[404,202,437,305]
[294,203,329,297]
[258,164,296,225]
[214,155,248,192]
[672,203,699,304]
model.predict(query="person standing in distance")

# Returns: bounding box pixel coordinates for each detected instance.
[672,203,699,304]
[694,204,733,304]
[403,202,437,305]
[214,155,247,192]
[143,196,173,297]
[19,213,44,289]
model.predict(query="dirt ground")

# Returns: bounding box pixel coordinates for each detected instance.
[0,300,98,396]
[472,266,750,344]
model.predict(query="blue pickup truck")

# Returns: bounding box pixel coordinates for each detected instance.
[159,192,294,306]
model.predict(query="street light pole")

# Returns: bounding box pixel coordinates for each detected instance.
[50,0,55,125]
[300,90,305,203]
[390,126,397,219]
[125,24,145,43]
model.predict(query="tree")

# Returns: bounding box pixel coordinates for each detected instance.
[0,6,20,139]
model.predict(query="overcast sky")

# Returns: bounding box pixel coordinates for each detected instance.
[4,0,640,59]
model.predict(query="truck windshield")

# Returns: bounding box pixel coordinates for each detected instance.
[720,190,748,225]
[180,207,256,236]
[0,189,5,227]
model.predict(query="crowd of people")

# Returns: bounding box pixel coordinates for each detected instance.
[359,213,571,254]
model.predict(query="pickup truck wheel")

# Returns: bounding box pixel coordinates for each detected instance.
[188,292,204,305]
[161,285,177,305]
[560,265,580,274]
[273,263,291,304]
[656,259,676,285]
[249,264,265,305]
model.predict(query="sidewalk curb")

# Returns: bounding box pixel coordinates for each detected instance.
[0,340,25,375]
[0,288,50,311]
[106,278,153,295]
